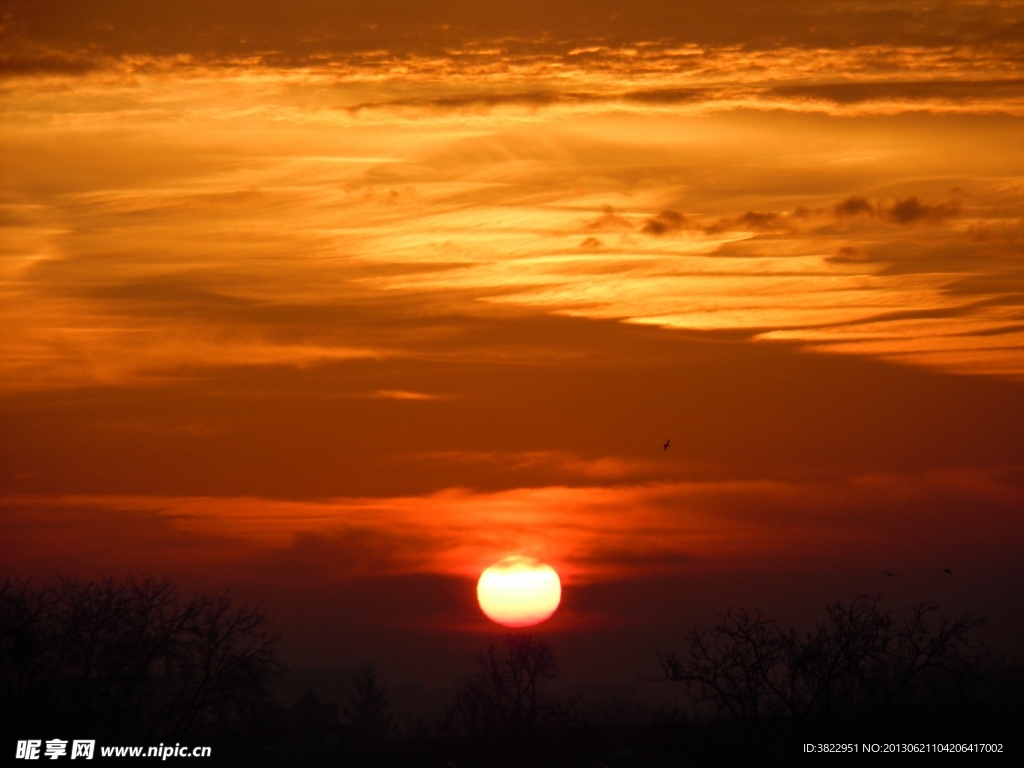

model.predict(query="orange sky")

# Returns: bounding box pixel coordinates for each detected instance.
[2,1,1023,685]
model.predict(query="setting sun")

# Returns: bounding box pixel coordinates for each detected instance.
[477,556,562,627]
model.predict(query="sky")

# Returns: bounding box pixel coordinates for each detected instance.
[2,1,1023,693]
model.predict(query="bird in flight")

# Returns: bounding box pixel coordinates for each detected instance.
[884,570,897,577]
[941,568,953,575]
[663,439,670,451]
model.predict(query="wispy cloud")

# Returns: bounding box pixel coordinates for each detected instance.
[371,389,445,400]
[1,41,1022,389]
[3,467,1022,585]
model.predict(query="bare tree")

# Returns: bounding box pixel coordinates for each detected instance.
[0,575,281,739]
[445,634,570,738]
[658,595,986,751]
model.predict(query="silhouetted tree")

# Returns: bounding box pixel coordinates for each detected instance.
[343,662,394,739]
[445,634,573,738]
[0,575,281,739]
[658,595,986,755]
[288,688,339,729]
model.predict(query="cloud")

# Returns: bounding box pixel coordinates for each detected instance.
[834,196,875,218]
[3,55,1023,390]
[828,245,869,263]
[830,194,961,226]
[643,209,787,237]
[641,210,691,235]
[7,1,1024,59]
[347,90,583,113]
[734,210,785,231]
[0,51,99,76]
[623,87,711,104]
[3,466,1022,588]
[887,196,960,225]
[371,389,444,400]
[584,205,634,232]
[769,79,1024,106]
[413,451,661,483]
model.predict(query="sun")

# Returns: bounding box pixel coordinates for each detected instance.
[477,556,561,627]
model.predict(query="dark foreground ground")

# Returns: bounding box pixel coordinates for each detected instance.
[4,582,1020,766]
[31,692,1012,767]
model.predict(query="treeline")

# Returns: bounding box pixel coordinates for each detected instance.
[0,576,280,742]
[2,577,1021,766]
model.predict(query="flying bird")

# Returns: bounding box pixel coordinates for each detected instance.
[884,570,897,577]
[941,568,953,575]
[663,439,670,451]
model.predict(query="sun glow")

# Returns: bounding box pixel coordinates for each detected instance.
[477,556,562,627]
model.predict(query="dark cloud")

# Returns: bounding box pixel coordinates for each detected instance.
[770,79,1024,105]
[834,196,875,218]
[736,210,785,231]
[887,196,960,225]
[623,87,711,104]
[4,1,1021,62]
[348,90,590,113]
[0,51,99,75]
[585,205,634,232]
[828,245,869,263]
[641,210,691,235]
[4,312,1024,501]
[371,86,715,113]
[967,218,1024,244]
[641,196,966,238]
[830,195,960,226]
[693,210,790,235]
